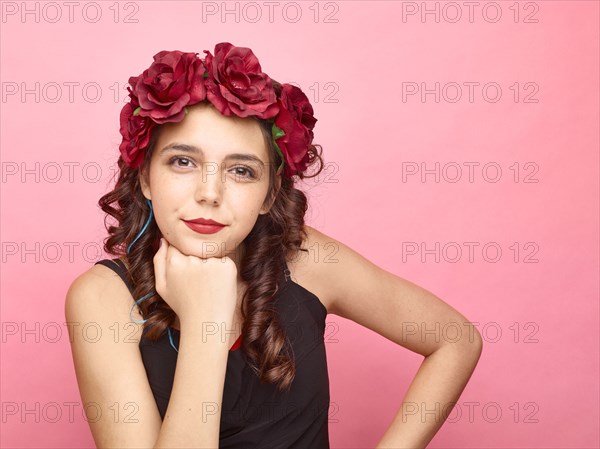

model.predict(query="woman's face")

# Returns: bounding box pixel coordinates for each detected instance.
[140,102,278,261]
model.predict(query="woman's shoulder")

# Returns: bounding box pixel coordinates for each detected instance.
[64,259,144,343]
[286,225,343,314]
[73,258,130,294]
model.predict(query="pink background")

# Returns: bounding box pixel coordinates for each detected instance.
[1,1,598,447]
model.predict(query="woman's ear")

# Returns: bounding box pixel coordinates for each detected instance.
[139,166,151,201]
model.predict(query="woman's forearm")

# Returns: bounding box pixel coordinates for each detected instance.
[153,316,232,448]
[375,338,483,449]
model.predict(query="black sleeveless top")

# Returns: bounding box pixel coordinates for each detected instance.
[94,257,331,448]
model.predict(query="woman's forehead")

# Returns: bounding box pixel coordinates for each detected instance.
[155,103,269,160]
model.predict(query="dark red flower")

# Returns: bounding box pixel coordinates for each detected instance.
[133,50,207,124]
[204,42,279,119]
[274,84,317,176]
[119,99,156,169]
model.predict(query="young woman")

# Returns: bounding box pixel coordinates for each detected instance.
[65,43,483,448]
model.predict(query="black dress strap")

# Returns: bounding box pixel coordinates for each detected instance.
[94,258,134,295]
[282,258,292,284]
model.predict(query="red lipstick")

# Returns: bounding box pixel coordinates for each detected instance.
[183,218,226,235]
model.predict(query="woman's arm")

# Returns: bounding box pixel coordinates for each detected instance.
[302,226,483,448]
[155,315,232,448]
[374,339,482,448]
[65,265,232,448]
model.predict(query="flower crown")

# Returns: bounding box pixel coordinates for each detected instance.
[118,43,317,178]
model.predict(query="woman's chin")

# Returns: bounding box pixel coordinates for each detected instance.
[180,243,227,260]
[166,236,240,260]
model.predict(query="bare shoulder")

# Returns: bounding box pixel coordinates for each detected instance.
[65,261,144,345]
[285,225,348,315]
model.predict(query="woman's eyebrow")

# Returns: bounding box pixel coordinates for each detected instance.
[160,143,265,165]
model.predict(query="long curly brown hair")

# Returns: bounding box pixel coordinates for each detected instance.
[98,81,324,392]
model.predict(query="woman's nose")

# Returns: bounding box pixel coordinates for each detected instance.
[195,162,223,205]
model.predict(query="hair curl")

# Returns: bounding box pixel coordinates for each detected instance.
[98,80,325,391]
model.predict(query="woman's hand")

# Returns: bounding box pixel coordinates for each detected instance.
[153,237,238,327]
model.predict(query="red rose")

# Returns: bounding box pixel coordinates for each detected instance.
[119,98,156,169]
[204,42,279,119]
[274,84,317,176]
[133,50,206,124]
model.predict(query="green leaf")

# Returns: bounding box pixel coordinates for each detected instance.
[133,106,141,116]
[184,107,188,115]
[273,141,285,174]
[272,123,285,140]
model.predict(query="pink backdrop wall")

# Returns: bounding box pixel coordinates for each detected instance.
[1,1,598,447]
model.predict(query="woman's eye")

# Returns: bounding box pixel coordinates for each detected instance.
[231,166,257,179]
[169,157,194,168]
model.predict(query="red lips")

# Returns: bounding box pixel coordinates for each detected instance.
[184,217,225,226]
[183,218,226,235]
